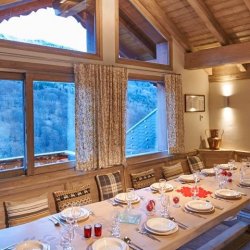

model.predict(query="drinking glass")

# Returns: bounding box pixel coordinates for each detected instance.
[214,164,220,180]
[111,211,121,238]
[228,159,235,170]
[172,195,180,208]
[218,173,227,189]
[60,226,74,250]
[191,185,199,200]
[161,194,170,218]
[159,179,167,197]
[126,188,135,211]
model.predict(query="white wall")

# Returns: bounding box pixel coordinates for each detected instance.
[173,41,210,151]
[209,79,250,151]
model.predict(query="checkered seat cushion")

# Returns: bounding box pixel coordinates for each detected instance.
[95,171,123,201]
[4,194,50,227]
[131,169,156,189]
[162,162,184,180]
[53,185,92,212]
[187,156,205,173]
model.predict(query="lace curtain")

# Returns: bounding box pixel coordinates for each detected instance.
[74,64,127,171]
[164,74,185,153]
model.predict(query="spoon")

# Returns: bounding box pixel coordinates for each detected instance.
[124,236,143,250]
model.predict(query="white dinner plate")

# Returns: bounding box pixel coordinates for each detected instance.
[144,222,178,236]
[186,200,213,211]
[201,168,215,176]
[150,182,174,191]
[178,174,195,183]
[15,240,46,250]
[215,189,241,199]
[92,237,129,250]
[146,217,177,233]
[59,207,89,221]
[240,179,250,187]
[219,164,237,170]
[114,193,140,204]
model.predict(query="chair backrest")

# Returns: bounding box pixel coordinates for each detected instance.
[187,155,205,173]
[162,162,184,180]
[95,171,123,200]
[130,169,156,189]
[4,193,50,227]
[53,185,92,212]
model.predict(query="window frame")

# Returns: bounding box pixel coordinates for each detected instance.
[115,0,173,71]
[0,70,75,179]
[126,73,168,159]
[0,0,103,61]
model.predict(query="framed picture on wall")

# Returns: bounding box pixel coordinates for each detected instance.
[185,94,205,112]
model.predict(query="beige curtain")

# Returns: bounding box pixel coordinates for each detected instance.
[164,74,185,153]
[74,64,127,171]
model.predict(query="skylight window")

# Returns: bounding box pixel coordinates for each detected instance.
[0,7,90,53]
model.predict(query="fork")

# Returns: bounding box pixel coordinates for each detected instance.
[182,208,207,219]
[211,195,233,203]
[136,227,161,242]
[107,199,123,207]
[205,200,224,210]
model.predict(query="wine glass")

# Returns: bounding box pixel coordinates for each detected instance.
[191,185,199,200]
[71,204,82,234]
[126,188,135,211]
[193,170,200,184]
[172,195,180,208]
[161,194,170,218]
[159,179,167,197]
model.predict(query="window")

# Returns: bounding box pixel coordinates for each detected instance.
[0,73,75,178]
[33,81,75,168]
[126,79,167,156]
[118,0,171,69]
[0,78,25,172]
[0,0,99,56]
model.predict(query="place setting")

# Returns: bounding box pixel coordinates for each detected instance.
[3,240,50,250]
[150,180,174,193]
[184,200,215,214]
[214,189,242,200]
[177,174,199,183]
[143,217,179,236]
[114,188,141,206]
[201,168,215,176]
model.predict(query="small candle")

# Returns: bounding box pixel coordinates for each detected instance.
[84,224,92,238]
[94,223,102,237]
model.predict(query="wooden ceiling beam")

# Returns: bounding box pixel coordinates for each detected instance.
[129,0,191,51]
[0,0,35,11]
[57,1,87,17]
[243,0,250,11]
[186,0,231,45]
[119,9,156,58]
[185,41,250,69]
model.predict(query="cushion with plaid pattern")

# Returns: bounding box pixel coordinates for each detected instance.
[53,185,92,212]
[131,169,156,189]
[162,162,184,180]
[187,156,205,173]
[4,194,50,227]
[96,171,123,200]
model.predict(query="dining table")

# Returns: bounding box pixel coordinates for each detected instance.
[0,163,249,250]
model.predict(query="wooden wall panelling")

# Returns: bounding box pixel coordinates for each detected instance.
[198,150,235,167]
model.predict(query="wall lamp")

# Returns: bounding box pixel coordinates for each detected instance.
[224,96,230,108]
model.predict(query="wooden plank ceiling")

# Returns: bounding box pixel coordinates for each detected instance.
[1,0,250,77]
